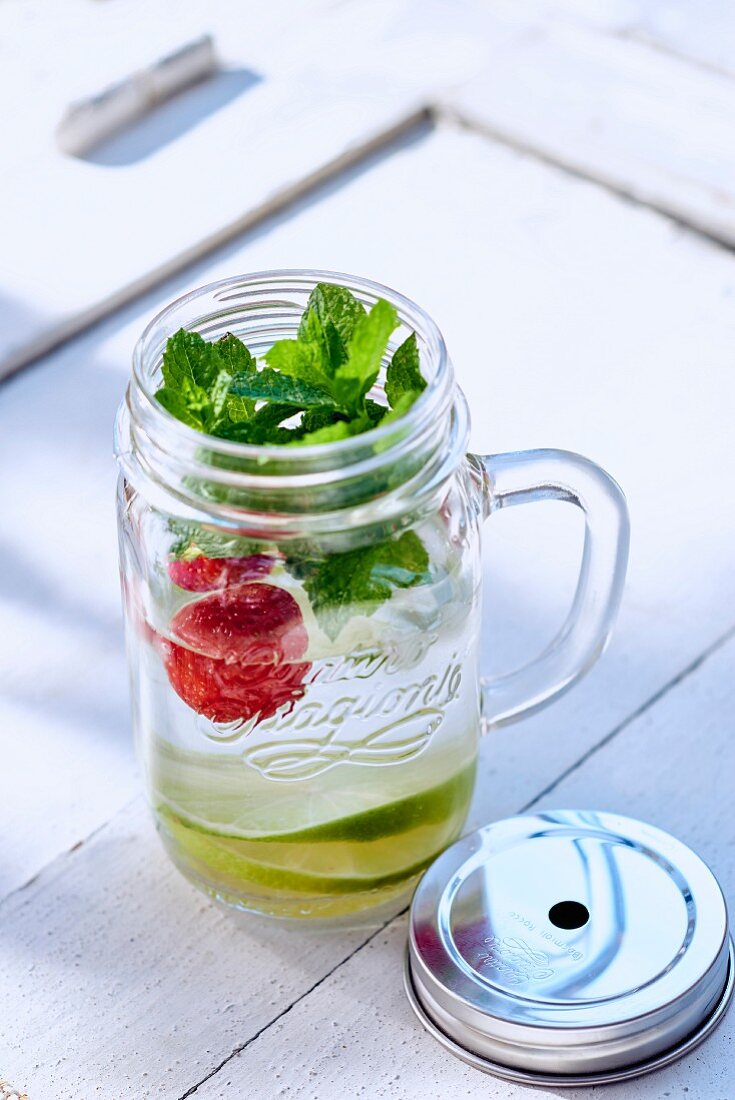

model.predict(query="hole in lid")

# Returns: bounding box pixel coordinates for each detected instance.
[548,901,589,930]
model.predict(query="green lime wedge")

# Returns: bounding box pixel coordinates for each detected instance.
[152,736,476,839]
[171,763,474,844]
[160,810,438,896]
[156,762,475,897]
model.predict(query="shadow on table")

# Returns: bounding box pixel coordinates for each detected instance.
[78,68,263,167]
[0,316,130,747]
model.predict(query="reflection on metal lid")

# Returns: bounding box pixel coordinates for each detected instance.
[406,810,733,1085]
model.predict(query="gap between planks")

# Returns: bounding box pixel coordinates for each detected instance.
[177,912,397,1100]
[612,25,735,84]
[518,619,735,812]
[437,104,735,259]
[172,618,735,1098]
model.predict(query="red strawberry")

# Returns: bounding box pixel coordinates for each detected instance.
[168,554,276,592]
[164,583,310,724]
[171,584,308,662]
[165,646,310,724]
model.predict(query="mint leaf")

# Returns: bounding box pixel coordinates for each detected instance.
[159,330,211,418]
[229,369,337,408]
[365,399,389,425]
[213,332,256,375]
[249,403,302,429]
[212,420,298,445]
[209,334,256,423]
[217,397,350,445]
[385,332,425,409]
[264,339,325,386]
[162,328,217,392]
[306,284,366,348]
[297,307,334,377]
[293,420,355,447]
[155,385,206,430]
[208,368,234,425]
[298,407,345,435]
[289,406,382,446]
[169,519,265,561]
[216,402,305,444]
[378,389,420,427]
[333,298,398,413]
[153,286,424,451]
[301,530,430,639]
[158,330,245,431]
[299,283,366,375]
[224,393,256,423]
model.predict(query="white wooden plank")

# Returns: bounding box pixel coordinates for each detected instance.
[446,13,735,246]
[0,798,380,1100]
[624,2,735,78]
[552,0,735,78]
[0,0,472,168]
[8,0,735,376]
[190,633,735,1100]
[0,0,487,376]
[4,123,735,905]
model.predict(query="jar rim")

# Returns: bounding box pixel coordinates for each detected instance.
[131,268,450,463]
[119,269,469,532]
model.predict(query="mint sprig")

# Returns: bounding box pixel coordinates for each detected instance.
[299,531,430,640]
[153,283,426,445]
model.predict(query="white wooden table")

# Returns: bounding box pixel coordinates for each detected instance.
[1,3,734,1097]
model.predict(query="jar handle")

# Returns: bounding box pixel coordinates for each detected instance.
[469,449,630,730]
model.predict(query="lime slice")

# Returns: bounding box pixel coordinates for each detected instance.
[170,763,474,844]
[151,736,476,840]
[159,809,439,896]
[151,739,376,836]
[156,762,475,897]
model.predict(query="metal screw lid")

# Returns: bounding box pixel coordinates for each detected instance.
[406,810,733,1086]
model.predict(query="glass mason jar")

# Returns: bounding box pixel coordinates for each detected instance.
[114,271,629,923]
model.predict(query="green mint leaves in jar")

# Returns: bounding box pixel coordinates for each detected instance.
[154,282,426,444]
[156,282,430,647]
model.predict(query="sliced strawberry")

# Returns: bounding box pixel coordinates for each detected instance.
[165,645,310,724]
[164,583,310,724]
[168,554,276,592]
[170,584,308,663]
